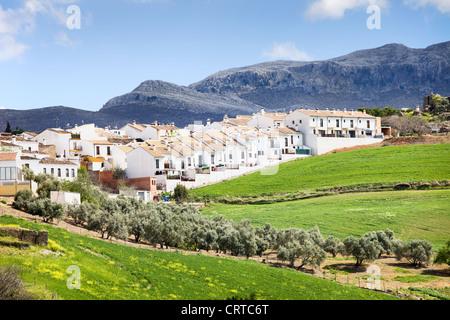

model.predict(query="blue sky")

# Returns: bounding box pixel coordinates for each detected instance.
[0,0,449,111]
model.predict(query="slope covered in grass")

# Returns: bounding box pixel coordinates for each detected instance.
[201,190,450,249]
[191,144,450,199]
[0,215,396,300]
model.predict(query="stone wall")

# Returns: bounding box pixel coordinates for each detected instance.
[0,227,48,246]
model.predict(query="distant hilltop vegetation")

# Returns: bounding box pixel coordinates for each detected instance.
[1,41,449,132]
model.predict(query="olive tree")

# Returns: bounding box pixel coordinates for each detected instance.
[394,239,434,267]
[343,232,383,266]
[275,227,326,269]
[323,235,344,258]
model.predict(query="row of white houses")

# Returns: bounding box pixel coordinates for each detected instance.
[1,107,383,195]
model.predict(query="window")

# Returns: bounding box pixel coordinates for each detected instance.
[350,120,354,128]
[43,168,47,174]
[320,119,324,127]
[58,168,61,177]
[96,146,100,155]
[0,167,16,180]
[72,169,75,177]
[336,119,340,127]
[241,151,245,159]
[211,155,215,164]
[66,169,69,177]
[367,120,371,129]
[107,147,111,156]
[291,136,294,144]
[51,168,54,175]
[156,159,160,169]
[292,121,295,124]
[285,138,288,147]
[229,153,233,160]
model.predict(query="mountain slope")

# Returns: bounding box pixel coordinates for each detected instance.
[2,41,449,132]
[190,42,450,109]
[98,80,262,126]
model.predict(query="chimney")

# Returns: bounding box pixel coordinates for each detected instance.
[351,110,354,115]
[261,107,265,115]
[207,119,211,126]
[300,107,304,110]
[416,106,421,112]
[132,120,136,125]
[12,135,16,145]
[316,108,319,113]
[343,108,347,112]
[363,109,366,114]
[326,108,329,111]
[152,145,156,151]
[333,108,336,114]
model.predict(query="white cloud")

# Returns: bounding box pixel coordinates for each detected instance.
[0,1,77,61]
[0,34,30,62]
[404,0,450,13]
[262,42,313,61]
[305,0,389,20]
[54,31,79,48]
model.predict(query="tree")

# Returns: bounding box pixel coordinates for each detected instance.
[173,184,189,204]
[34,173,61,199]
[395,239,434,267]
[375,229,396,257]
[26,198,65,223]
[66,201,95,226]
[275,227,326,268]
[342,232,383,266]
[383,115,431,137]
[434,240,450,266]
[5,121,11,133]
[323,235,344,258]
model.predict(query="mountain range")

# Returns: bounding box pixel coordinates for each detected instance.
[1,41,449,132]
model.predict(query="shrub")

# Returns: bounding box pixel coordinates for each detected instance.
[0,265,35,300]
[13,189,34,211]
[433,240,450,266]
[173,184,189,204]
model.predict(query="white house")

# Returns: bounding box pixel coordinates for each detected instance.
[0,152,21,183]
[285,108,383,155]
[33,129,72,159]
[111,145,134,170]
[39,159,79,181]
[247,108,288,129]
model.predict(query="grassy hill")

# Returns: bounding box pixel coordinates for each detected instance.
[0,215,397,300]
[191,144,450,200]
[201,189,450,249]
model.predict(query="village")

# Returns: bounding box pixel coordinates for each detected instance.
[0,107,384,201]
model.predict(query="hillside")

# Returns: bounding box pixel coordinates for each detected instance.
[191,42,450,110]
[191,143,450,200]
[201,189,450,249]
[0,215,396,301]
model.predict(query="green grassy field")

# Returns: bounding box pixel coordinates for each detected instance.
[191,144,450,199]
[201,190,450,249]
[0,215,397,300]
